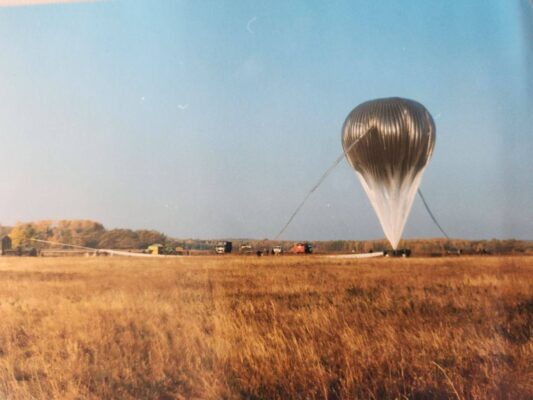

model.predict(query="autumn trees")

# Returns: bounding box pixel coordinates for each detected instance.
[7,220,166,250]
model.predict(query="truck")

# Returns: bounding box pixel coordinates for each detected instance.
[290,242,313,254]
[215,241,233,254]
[147,244,183,255]
[272,245,283,255]
[240,243,253,255]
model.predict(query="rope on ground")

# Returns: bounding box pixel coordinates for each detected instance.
[29,238,168,257]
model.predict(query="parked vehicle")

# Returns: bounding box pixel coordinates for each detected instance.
[146,244,181,255]
[215,241,233,254]
[272,245,283,255]
[290,242,313,254]
[240,243,253,255]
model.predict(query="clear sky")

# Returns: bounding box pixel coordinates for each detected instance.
[0,0,531,241]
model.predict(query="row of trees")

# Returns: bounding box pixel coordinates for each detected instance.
[311,238,533,254]
[1,220,531,254]
[6,220,167,250]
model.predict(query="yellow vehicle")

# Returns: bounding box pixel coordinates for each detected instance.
[147,244,181,255]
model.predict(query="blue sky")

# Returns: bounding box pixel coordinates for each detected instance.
[0,0,531,240]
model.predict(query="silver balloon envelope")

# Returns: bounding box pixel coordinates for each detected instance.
[342,97,436,249]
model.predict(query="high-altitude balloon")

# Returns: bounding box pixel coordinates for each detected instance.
[342,97,435,249]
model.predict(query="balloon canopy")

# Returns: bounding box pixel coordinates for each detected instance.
[342,97,436,249]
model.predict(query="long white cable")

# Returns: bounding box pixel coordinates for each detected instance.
[30,238,171,257]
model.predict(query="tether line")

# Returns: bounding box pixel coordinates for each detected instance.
[274,137,362,240]
[417,189,450,240]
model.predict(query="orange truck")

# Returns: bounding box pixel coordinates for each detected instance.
[290,242,313,254]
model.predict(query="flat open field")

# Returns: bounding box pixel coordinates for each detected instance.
[0,256,532,399]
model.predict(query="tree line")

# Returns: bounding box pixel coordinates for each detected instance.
[310,238,533,255]
[1,220,531,254]
[4,220,167,250]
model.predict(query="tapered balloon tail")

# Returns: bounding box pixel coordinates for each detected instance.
[357,169,424,249]
[342,97,436,250]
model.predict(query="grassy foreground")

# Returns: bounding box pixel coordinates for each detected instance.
[0,256,531,399]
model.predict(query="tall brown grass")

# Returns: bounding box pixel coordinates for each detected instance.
[0,255,531,399]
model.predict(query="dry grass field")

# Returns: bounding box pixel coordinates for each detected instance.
[0,255,531,399]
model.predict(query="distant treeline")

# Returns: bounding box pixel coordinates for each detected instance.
[0,220,531,254]
[309,238,533,255]
[220,238,533,255]
[2,221,166,250]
